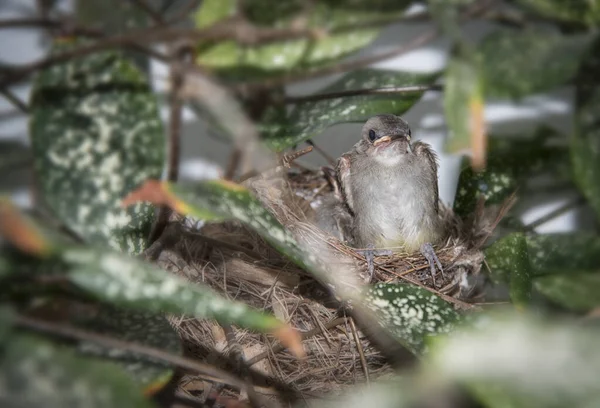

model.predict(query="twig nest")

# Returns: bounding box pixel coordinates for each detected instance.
[154,168,490,403]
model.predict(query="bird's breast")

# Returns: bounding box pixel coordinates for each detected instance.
[351,171,438,251]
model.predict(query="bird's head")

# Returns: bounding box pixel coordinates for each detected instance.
[358,114,412,161]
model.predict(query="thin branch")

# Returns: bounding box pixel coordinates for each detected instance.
[523,197,586,232]
[348,317,370,384]
[0,88,29,113]
[148,50,187,245]
[306,140,336,166]
[224,148,242,180]
[281,145,313,168]
[14,314,248,391]
[284,84,442,104]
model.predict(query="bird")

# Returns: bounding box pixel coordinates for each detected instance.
[317,114,444,285]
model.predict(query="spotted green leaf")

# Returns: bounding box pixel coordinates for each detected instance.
[478,28,593,100]
[485,233,532,307]
[526,233,600,277]
[261,69,439,151]
[485,233,600,308]
[29,41,165,255]
[72,306,180,394]
[0,334,154,408]
[443,56,484,156]
[76,0,152,71]
[573,38,600,222]
[453,128,569,218]
[195,0,412,80]
[514,0,600,25]
[535,273,600,312]
[429,312,600,408]
[60,246,285,333]
[167,181,320,272]
[364,283,461,355]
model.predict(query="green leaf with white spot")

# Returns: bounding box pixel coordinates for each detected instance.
[486,233,600,307]
[167,181,316,270]
[60,246,285,333]
[443,55,484,155]
[514,0,600,25]
[72,305,180,394]
[478,28,594,100]
[428,312,600,408]
[195,0,412,80]
[261,69,439,151]
[453,128,569,218]
[364,283,461,355]
[29,40,165,255]
[526,233,600,277]
[535,273,600,312]
[485,233,532,307]
[0,334,154,408]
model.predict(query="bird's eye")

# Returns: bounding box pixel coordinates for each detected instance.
[368,129,377,142]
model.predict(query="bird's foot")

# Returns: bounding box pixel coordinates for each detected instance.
[356,244,393,282]
[420,242,444,287]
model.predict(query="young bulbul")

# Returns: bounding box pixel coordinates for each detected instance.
[319,114,444,284]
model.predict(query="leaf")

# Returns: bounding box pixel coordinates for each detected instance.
[534,273,600,312]
[443,56,486,168]
[194,0,412,80]
[478,28,593,99]
[72,306,180,395]
[428,312,600,407]
[364,283,461,355]
[526,233,600,277]
[514,0,600,25]
[123,179,311,269]
[572,38,600,221]
[262,69,439,151]
[0,334,154,408]
[484,233,532,308]
[310,379,414,408]
[29,40,165,255]
[60,246,301,355]
[485,233,600,306]
[453,128,569,218]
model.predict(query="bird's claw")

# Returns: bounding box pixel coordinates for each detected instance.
[356,244,393,282]
[420,242,444,287]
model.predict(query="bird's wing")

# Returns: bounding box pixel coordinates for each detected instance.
[412,141,440,214]
[336,154,355,215]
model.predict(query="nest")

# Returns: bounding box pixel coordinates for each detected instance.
[151,167,498,405]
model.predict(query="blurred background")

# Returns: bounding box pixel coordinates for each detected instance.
[1,0,593,234]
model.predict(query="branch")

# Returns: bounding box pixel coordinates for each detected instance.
[523,197,586,232]
[0,88,29,113]
[284,84,442,104]
[14,314,248,390]
[0,9,432,89]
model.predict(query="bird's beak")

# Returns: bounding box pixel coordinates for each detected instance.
[373,135,392,146]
